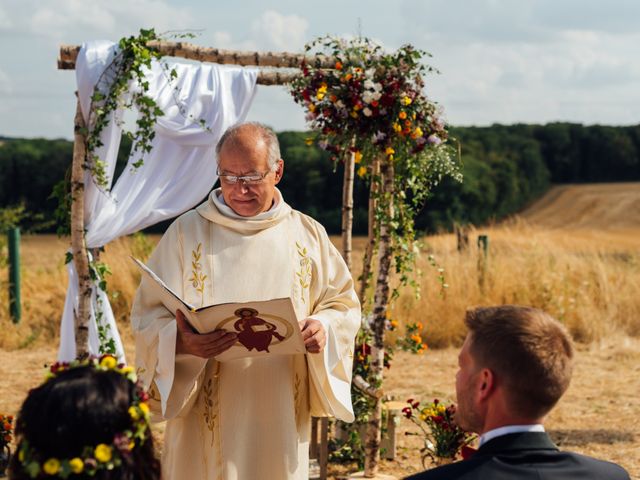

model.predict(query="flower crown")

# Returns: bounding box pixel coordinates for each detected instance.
[17,354,151,478]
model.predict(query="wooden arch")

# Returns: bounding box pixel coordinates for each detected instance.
[57,40,347,480]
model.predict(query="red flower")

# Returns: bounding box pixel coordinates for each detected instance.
[402,407,412,418]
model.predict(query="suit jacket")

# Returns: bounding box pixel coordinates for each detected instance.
[405,432,630,480]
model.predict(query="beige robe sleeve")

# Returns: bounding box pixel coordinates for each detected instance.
[305,223,361,422]
[130,220,208,420]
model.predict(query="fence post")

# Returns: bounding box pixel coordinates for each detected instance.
[477,234,489,293]
[8,227,21,323]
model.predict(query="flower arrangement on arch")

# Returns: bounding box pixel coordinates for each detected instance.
[290,36,450,176]
[403,398,475,466]
[1,413,13,449]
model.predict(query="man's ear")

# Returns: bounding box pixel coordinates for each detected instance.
[274,159,284,184]
[478,368,495,401]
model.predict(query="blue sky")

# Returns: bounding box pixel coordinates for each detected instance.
[1,0,639,139]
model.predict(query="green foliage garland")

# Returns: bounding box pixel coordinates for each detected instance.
[290,36,462,301]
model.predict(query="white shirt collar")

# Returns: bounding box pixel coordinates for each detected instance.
[212,188,281,221]
[479,424,545,447]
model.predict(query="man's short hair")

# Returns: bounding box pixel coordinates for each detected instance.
[464,305,574,419]
[216,122,281,170]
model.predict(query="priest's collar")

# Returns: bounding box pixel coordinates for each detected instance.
[211,187,282,221]
[196,187,292,232]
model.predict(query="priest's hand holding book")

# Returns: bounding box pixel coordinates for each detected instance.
[175,309,238,358]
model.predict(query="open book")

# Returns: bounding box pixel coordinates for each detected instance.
[132,258,306,361]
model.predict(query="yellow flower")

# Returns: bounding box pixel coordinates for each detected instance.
[304,137,314,146]
[393,123,402,133]
[357,166,367,178]
[129,406,140,421]
[69,458,84,474]
[350,111,358,118]
[403,96,412,105]
[398,111,407,120]
[308,103,316,112]
[139,402,150,417]
[95,444,112,463]
[119,365,134,375]
[43,458,61,475]
[412,127,424,139]
[437,404,446,414]
[354,151,363,163]
[316,91,325,101]
[18,449,25,462]
[99,355,117,369]
[385,147,395,156]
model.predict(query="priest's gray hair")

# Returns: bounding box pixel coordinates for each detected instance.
[216,122,281,170]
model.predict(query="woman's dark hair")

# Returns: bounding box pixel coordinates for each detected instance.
[9,366,161,479]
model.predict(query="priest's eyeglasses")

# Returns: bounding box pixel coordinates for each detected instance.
[217,169,272,185]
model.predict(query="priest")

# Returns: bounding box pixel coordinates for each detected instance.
[131,122,360,480]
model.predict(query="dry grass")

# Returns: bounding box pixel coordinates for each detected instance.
[0,182,639,477]
[1,341,638,479]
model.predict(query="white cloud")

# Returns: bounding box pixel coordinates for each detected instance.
[27,0,193,39]
[0,6,12,30]
[250,10,309,52]
[0,69,11,94]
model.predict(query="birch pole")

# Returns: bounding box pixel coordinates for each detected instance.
[358,157,381,303]
[364,157,394,477]
[341,142,356,271]
[70,97,91,360]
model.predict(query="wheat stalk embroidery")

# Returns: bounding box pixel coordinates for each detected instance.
[188,242,207,307]
[296,241,311,303]
[203,377,217,446]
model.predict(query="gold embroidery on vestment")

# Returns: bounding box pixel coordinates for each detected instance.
[295,242,311,303]
[189,242,207,307]
[203,377,217,447]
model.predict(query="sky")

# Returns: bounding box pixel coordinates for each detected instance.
[1,0,639,139]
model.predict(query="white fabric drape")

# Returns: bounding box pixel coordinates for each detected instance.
[58,41,259,362]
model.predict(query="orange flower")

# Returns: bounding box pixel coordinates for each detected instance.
[416,321,423,330]
[344,73,353,81]
[330,94,338,103]
[398,111,407,120]
[335,61,343,70]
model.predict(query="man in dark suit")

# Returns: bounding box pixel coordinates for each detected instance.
[406,305,630,480]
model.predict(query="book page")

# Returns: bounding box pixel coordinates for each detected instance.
[132,257,305,361]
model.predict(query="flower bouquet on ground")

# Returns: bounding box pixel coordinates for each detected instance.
[403,398,475,467]
[0,413,14,475]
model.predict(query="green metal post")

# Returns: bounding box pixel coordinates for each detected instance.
[8,227,21,323]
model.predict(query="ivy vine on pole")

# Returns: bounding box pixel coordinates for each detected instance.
[290,36,462,475]
[58,28,198,357]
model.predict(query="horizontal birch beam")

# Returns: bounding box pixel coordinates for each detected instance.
[58,40,335,71]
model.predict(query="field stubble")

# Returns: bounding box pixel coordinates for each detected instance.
[0,221,639,477]
[1,221,639,352]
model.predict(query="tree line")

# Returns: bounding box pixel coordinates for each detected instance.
[1,122,639,235]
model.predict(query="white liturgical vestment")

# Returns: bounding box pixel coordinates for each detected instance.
[131,188,360,480]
